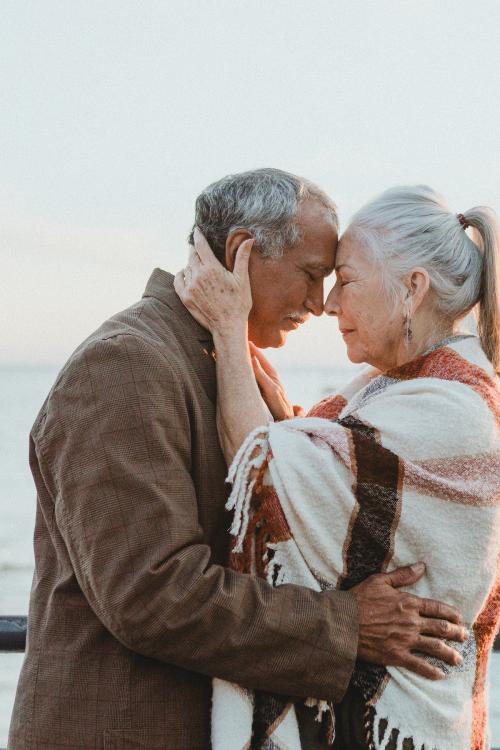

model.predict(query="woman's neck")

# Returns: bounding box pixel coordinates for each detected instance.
[376,319,458,373]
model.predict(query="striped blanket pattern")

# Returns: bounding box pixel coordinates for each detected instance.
[211,336,500,750]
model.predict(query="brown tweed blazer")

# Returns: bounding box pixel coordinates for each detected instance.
[8,269,358,750]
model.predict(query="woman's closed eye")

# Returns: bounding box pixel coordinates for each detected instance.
[336,275,351,287]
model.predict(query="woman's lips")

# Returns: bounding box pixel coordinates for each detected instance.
[340,328,355,337]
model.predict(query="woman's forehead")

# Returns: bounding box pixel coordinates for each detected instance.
[336,233,372,270]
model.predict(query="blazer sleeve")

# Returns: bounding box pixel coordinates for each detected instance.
[35,332,358,702]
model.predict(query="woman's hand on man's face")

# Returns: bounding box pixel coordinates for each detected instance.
[174,227,254,337]
[249,343,303,421]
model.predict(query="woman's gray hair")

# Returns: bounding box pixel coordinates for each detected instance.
[345,185,500,372]
[188,168,338,261]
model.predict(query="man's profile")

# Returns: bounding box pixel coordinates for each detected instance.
[8,168,464,750]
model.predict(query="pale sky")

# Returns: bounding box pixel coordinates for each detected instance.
[1,0,499,368]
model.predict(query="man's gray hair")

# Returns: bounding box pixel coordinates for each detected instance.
[188,168,338,261]
[346,185,500,371]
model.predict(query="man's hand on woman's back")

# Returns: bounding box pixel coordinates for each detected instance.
[351,562,467,680]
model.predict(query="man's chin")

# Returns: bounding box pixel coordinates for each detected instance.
[249,329,288,349]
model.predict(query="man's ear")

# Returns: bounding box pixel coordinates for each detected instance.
[225,229,254,271]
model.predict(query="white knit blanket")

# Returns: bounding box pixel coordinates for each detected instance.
[212,336,500,750]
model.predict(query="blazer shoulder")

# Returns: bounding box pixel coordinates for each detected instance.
[31,295,206,443]
[31,330,187,444]
[66,295,193,385]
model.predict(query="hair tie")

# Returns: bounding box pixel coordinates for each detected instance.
[457,213,469,229]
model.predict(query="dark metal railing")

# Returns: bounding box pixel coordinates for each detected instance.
[1,616,499,750]
[0,616,27,652]
[6,616,500,652]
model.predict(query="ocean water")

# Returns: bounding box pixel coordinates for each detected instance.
[0,365,498,747]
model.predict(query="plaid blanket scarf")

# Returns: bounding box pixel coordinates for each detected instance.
[211,335,500,750]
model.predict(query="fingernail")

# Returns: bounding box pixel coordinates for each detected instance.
[411,562,425,573]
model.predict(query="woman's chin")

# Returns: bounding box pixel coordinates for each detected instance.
[346,346,365,364]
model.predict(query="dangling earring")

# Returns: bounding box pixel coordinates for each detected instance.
[403,292,413,346]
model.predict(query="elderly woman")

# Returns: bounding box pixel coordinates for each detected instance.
[175,186,500,750]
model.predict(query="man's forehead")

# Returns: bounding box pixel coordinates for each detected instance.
[297,196,336,223]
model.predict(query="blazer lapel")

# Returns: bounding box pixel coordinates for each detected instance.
[143,268,217,403]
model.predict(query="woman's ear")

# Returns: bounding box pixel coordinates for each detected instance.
[407,267,430,311]
[225,230,254,271]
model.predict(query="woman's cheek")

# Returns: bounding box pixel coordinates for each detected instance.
[341,286,358,318]
[355,304,376,331]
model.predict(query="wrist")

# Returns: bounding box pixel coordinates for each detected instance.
[213,322,248,351]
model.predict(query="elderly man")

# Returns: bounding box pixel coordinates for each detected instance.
[9,168,464,750]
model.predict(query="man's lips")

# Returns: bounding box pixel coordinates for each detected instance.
[340,328,355,336]
[284,315,309,328]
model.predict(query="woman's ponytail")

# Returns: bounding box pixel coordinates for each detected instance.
[464,207,500,373]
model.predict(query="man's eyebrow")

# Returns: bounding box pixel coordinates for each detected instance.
[335,263,355,272]
[305,261,335,274]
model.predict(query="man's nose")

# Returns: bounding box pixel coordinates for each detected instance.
[305,293,324,317]
[305,283,325,316]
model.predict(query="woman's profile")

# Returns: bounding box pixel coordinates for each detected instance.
[176,185,500,750]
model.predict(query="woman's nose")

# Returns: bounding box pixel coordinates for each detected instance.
[324,287,340,316]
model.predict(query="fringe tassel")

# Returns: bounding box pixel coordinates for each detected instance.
[226,426,270,553]
[369,708,440,750]
[304,697,329,722]
[303,698,336,745]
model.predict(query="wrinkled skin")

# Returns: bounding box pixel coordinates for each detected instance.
[175,224,466,680]
[243,199,338,348]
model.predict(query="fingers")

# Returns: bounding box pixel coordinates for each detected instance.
[293,405,306,417]
[233,238,254,282]
[188,244,202,267]
[419,616,467,642]
[174,270,186,297]
[251,354,263,382]
[249,342,278,379]
[252,357,274,392]
[383,562,425,588]
[193,226,218,265]
[398,654,445,681]
[415,636,463,667]
[418,597,463,626]
[248,342,259,359]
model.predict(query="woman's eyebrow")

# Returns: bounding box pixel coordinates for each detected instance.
[335,263,355,272]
